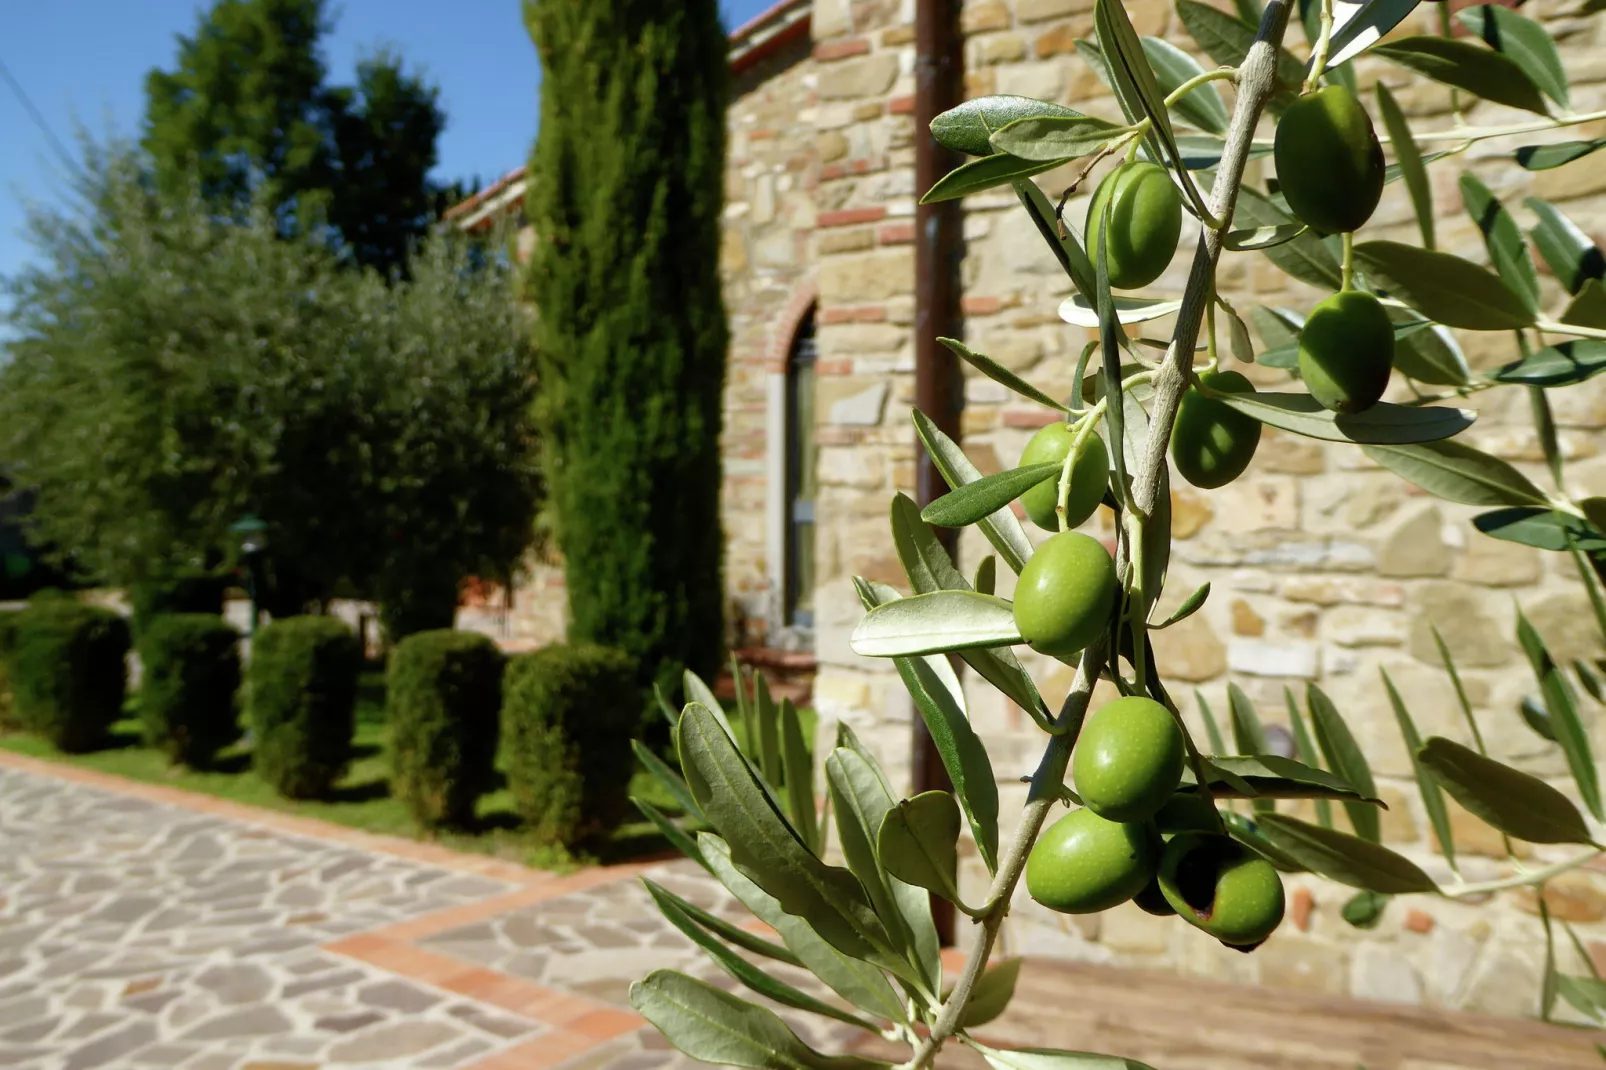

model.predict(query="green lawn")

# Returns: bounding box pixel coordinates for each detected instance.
[0,671,724,871]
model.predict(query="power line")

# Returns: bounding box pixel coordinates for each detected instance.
[0,52,82,179]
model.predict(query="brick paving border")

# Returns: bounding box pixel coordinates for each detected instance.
[0,749,667,1070]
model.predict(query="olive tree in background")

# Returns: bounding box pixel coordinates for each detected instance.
[523,0,730,699]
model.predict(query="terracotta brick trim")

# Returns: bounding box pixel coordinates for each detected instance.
[766,280,820,373]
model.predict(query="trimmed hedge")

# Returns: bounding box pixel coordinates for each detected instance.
[138,613,241,767]
[248,615,361,798]
[9,601,130,752]
[388,629,505,828]
[130,575,226,637]
[0,609,19,729]
[503,643,638,848]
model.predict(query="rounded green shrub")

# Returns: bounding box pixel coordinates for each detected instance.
[503,643,639,849]
[388,629,506,828]
[1086,161,1183,289]
[0,608,22,730]
[1018,423,1108,532]
[1273,86,1384,234]
[247,615,361,799]
[138,613,242,768]
[9,601,131,752]
[130,575,227,637]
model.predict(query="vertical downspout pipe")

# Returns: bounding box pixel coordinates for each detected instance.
[912,0,964,947]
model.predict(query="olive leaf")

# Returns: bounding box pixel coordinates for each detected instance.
[1525,197,1606,297]
[931,96,1088,157]
[977,1043,1160,1070]
[959,958,1024,1028]
[923,153,1068,204]
[1390,318,1470,387]
[1255,814,1438,893]
[1212,391,1475,444]
[974,555,997,596]
[914,410,1034,574]
[1222,224,1305,251]
[1381,669,1457,871]
[989,115,1134,161]
[1058,295,1185,328]
[779,698,817,853]
[634,797,709,870]
[1235,187,1342,290]
[1375,37,1549,115]
[1284,689,1333,828]
[1460,172,1541,316]
[1375,83,1432,250]
[643,880,881,1031]
[684,669,737,742]
[1184,754,1384,802]
[1141,36,1229,135]
[1474,507,1606,552]
[1174,0,1302,101]
[1153,582,1209,629]
[1361,440,1548,508]
[877,791,964,904]
[643,874,798,966]
[940,337,1068,412]
[1563,279,1606,330]
[850,589,1021,657]
[1324,0,1422,68]
[633,739,705,823]
[754,672,783,788]
[1518,140,1606,171]
[1307,684,1381,843]
[1014,179,1098,303]
[1220,810,1307,872]
[922,464,1063,529]
[1352,241,1536,330]
[629,971,892,1070]
[1516,609,1604,821]
[1458,4,1569,108]
[1095,0,1175,166]
[699,835,909,1022]
[1418,737,1596,845]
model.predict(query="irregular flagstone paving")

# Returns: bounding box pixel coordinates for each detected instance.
[0,766,542,1069]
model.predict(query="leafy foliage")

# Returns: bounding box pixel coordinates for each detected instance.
[387,630,506,828]
[8,601,130,753]
[137,613,242,768]
[524,1,729,699]
[247,615,361,798]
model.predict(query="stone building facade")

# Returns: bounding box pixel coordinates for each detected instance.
[454,0,1606,1019]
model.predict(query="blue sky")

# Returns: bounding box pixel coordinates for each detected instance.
[0,0,776,285]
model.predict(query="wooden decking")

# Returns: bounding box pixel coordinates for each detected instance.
[855,958,1604,1070]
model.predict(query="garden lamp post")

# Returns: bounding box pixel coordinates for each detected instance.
[230,514,268,639]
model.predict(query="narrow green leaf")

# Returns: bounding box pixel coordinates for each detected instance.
[877,790,963,902]
[1095,0,1174,162]
[923,153,1068,203]
[1222,224,1306,251]
[1525,197,1606,297]
[1308,684,1381,843]
[931,96,1088,157]
[1256,814,1437,893]
[779,698,816,853]
[1284,688,1333,829]
[755,673,783,787]
[1390,318,1470,387]
[1432,625,1490,755]
[1353,240,1536,329]
[1381,669,1456,870]
[629,971,891,1070]
[1095,199,1128,511]
[1250,306,1303,351]
[1141,36,1229,134]
[940,337,1068,412]
[1458,4,1569,108]
[960,958,1024,1028]
[1154,582,1209,629]
[1419,737,1596,845]
[974,555,997,597]
[644,880,878,1031]
[1014,179,1098,303]
[699,835,908,1022]
[1558,976,1606,1024]
[1235,187,1342,289]
[641,873,799,966]
[922,464,1063,528]
[1517,607,1604,821]
[1517,140,1606,171]
[678,705,894,966]
[1523,694,1559,743]
[1174,0,1302,101]
[1375,82,1432,250]
[891,493,970,595]
[684,670,737,743]
[1566,537,1606,658]
[1186,754,1384,802]
[1474,506,1606,552]
[1361,440,1548,508]
[914,409,1033,574]
[979,1043,1160,1070]
[1233,0,1263,28]
[1195,690,1226,754]
[1376,37,1549,115]
[989,114,1134,161]
[1213,391,1476,444]
[1533,384,1565,490]
[1564,279,1606,329]
[653,683,680,727]
[1342,890,1390,929]
[1227,684,1267,754]
[1459,172,1540,315]
[850,589,1021,657]
[634,739,705,822]
[633,797,709,870]
[1543,894,1562,1022]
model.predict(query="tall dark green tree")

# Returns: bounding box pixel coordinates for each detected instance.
[143,0,445,277]
[524,1,729,696]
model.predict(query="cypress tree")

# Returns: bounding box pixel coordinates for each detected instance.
[523,2,729,696]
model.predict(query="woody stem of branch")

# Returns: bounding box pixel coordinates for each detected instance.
[902,4,1294,1068]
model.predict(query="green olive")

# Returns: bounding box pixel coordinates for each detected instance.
[1298,290,1394,414]
[1019,424,1109,532]
[1274,86,1385,235]
[1072,696,1185,823]
[1026,807,1160,914]
[1086,161,1183,290]
[1012,531,1116,657]
[1158,832,1286,948]
[1154,792,1219,837]
[1133,877,1176,917]
[1170,369,1263,490]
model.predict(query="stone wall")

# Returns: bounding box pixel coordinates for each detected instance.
[806,0,1606,1019]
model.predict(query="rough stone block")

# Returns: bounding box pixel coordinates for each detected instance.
[1227,638,1320,678]
[817,54,900,100]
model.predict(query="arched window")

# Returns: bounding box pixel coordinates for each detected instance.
[783,310,817,632]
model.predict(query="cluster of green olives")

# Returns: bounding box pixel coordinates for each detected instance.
[1275,85,1396,415]
[1025,696,1286,949]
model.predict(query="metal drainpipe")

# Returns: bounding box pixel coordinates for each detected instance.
[912,0,964,948]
